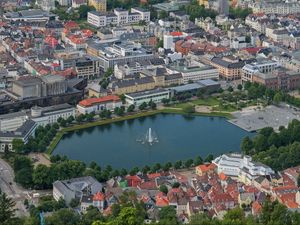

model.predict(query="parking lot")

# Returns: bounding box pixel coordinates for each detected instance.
[229,105,300,132]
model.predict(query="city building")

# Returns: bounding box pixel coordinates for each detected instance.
[167,60,219,83]
[72,0,87,8]
[37,0,56,11]
[77,95,122,114]
[210,56,255,81]
[252,1,300,15]
[124,88,171,107]
[30,104,76,127]
[252,69,300,91]
[3,9,57,22]
[242,59,279,83]
[0,111,28,132]
[88,0,107,12]
[10,75,67,100]
[0,120,37,152]
[53,176,103,205]
[87,8,150,27]
[169,79,221,95]
[75,57,101,79]
[218,0,229,16]
[212,153,274,184]
[87,41,155,71]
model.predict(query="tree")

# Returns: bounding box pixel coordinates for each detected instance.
[0,192,16,224]
[15,167,33,188]
[161,98,170,105]
[139,102,147,110]
[174,160,182,169]
[69,198,80,208]
[240,136,253,154]
[237,84,243,91]
[158,10,168,19]
[159,185,168,195]
[159,206,177,223]
[227,86,234,92]
[32,164,51,189]
[67,115,74,124]
[78,5,95,19]
[156,39,163,49]
[298,174,300,187]
[273,92,283,105]
[183,105,195,114]
[12,139,25,153]
[81,206,104,225]
[204,154,214,162]
[46,208,80,225]
[184,159,193,168]
[194,156,203,166]
[127,104,135,113]
[172,182,180,188]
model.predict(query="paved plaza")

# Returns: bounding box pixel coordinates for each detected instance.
[229,105,300,132]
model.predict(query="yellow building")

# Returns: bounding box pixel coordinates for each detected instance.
[88,0,106,12]
[198,0,209,7]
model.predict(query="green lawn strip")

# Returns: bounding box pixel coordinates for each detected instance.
[191,97,220,106]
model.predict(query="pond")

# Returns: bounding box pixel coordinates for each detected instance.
[53,114,254,169]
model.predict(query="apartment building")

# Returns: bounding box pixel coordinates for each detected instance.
[252,1,300,15]
[210,56,254,81]
[87,8,150,27]
[88,0,106,12]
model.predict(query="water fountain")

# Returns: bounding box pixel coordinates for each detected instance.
[137,128,159,145]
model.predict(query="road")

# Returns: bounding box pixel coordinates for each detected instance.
[0,157,29,217]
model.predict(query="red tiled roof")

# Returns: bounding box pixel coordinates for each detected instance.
[252,201,262,214]
[93,192,105,201]
[138,181,157,190]
[79,95,121,107]
[147,173,161,179]
[171,31,183,37]
[156,192,169,207]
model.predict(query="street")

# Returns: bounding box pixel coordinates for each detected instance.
[0,157,29,217]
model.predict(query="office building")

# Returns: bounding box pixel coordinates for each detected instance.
[0,120,37,152]
[125,88,171,107]
[31,104,76,127]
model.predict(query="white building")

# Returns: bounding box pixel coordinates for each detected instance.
[251,1,300,15]
[58,0,72,6]
[77,95,122,114]
[242,59,279,83]
[37,0,56,11]
[0,120,37,152]
[87,7,150,27]
[125,88,171,107]
[72,0,87,8]
[30,104,76,127]
[163,35,174,50]
[0,111,28,132]
[212,153,275,184]
[167,60,219,83]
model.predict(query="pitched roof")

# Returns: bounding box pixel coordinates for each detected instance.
[78,95,121,107]
[93,192,105,201]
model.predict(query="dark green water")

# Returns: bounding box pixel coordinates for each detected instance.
[53,114,254,169]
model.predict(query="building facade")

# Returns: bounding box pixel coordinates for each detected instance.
[77,95,122,114]
[125,88,171,106]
